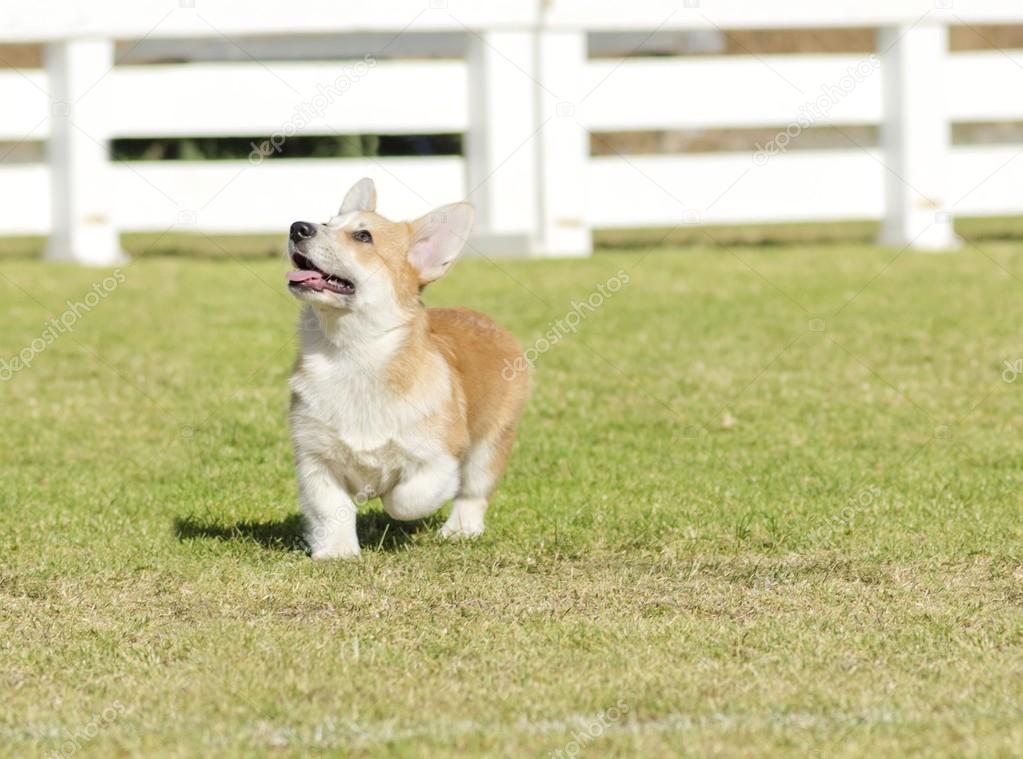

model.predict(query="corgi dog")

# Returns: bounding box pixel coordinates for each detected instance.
[286,178,529,559]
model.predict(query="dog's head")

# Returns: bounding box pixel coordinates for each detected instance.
[286,178,474,317]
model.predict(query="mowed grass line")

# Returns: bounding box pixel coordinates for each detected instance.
[1,241,1023,757]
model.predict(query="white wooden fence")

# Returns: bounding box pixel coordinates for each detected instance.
[2,0,1023,263]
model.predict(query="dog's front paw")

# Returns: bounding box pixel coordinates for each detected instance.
[438,519,484,540]
[440,498,486,540]
[311,544,361,560]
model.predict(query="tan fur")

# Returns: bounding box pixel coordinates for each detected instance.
[428,308,528,465]
[383,305,528,481]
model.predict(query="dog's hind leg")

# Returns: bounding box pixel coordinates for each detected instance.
[440,422,518,539]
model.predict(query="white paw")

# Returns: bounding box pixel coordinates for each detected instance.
[438,520,485,540]
[311,544,361,560]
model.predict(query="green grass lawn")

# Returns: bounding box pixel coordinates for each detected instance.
[2,236,1023,757]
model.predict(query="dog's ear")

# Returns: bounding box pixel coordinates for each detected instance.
[408,203,474,286]
[339,177,376,214]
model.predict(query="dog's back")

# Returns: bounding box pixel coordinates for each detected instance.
[429,306,529,464]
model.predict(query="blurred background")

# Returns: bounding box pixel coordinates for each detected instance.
[3,0,1023,264]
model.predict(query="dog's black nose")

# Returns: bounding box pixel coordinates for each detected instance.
[290,221,316,242]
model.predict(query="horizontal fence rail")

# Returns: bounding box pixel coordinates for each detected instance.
[0,61,468,140]
[0,158,464,235]
[1,0,1023,261]
[2,0,1021,40]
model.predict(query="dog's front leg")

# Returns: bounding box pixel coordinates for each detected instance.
[381,456,459,521]
[296,455,360,559]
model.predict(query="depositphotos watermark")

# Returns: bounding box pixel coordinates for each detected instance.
[810,484,883,543]
[549,701,630,758]
[1,270,126,382]
[249,55,377,164]
[502,269,631,380]
[752,54,880,166]
[47,701,126,758]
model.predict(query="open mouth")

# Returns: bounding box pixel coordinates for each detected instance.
[287,252,356,295]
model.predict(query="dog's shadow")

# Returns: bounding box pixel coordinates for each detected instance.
[173,510,436,554]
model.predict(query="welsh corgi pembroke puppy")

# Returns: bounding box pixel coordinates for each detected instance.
[286,178,529,559]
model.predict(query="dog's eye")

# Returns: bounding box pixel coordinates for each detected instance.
[353,229,372,244]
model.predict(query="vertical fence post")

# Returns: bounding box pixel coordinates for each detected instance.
[877,23,957,251]
[45,38,123,265]
[535,28,592,257]
[465,31,539,255]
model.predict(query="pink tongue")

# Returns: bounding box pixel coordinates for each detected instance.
[287,270,325,290]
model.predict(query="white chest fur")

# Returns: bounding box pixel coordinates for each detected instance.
[288,307,452,498]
